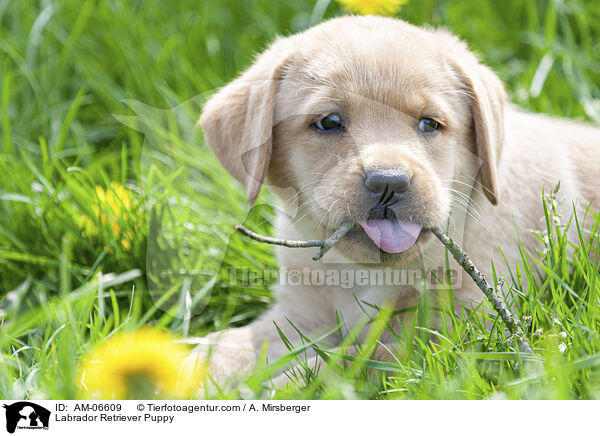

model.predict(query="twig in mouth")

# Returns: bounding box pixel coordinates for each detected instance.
[235,221,354,261]
[235,224,323,248]
[429,227,533,354]
[310,221,354,261]
[235,221,533,353]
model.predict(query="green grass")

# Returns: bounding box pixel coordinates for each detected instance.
[0,0,599,400]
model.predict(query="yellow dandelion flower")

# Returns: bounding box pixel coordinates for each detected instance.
[79,329,204,399]
[336,0,408,15]
[80,182,142,250]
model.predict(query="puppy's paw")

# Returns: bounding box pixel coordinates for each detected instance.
[185,329,259,396]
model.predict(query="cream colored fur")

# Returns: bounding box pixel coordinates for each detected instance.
[193,16,600,389]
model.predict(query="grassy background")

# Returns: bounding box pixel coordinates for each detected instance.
[0,0,599,399]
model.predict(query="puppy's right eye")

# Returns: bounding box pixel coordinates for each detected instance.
[313,113,344,131]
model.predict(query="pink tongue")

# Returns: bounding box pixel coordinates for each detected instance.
[359,220,422,253]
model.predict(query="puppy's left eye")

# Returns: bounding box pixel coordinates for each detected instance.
[313,113,344,131]
[418,118,442,135]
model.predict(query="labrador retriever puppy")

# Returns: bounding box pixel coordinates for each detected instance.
[194,15,600,386]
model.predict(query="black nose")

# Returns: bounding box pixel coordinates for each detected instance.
[364,168,411,195]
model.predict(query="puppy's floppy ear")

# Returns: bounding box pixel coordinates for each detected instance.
[199,38,293,207]
[451,54,506,205]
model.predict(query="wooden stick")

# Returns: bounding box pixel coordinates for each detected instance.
[311,221,354,261]
[235,222,533,353]
[235,222,354,260]
[429,228,533,353]
[235,224,323,248]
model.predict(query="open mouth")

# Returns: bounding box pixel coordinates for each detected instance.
[358,206,423,254]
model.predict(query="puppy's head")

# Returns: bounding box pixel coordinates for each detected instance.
[200,16,505,265]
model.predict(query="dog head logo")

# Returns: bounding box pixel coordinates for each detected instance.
[3,402,50,434]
